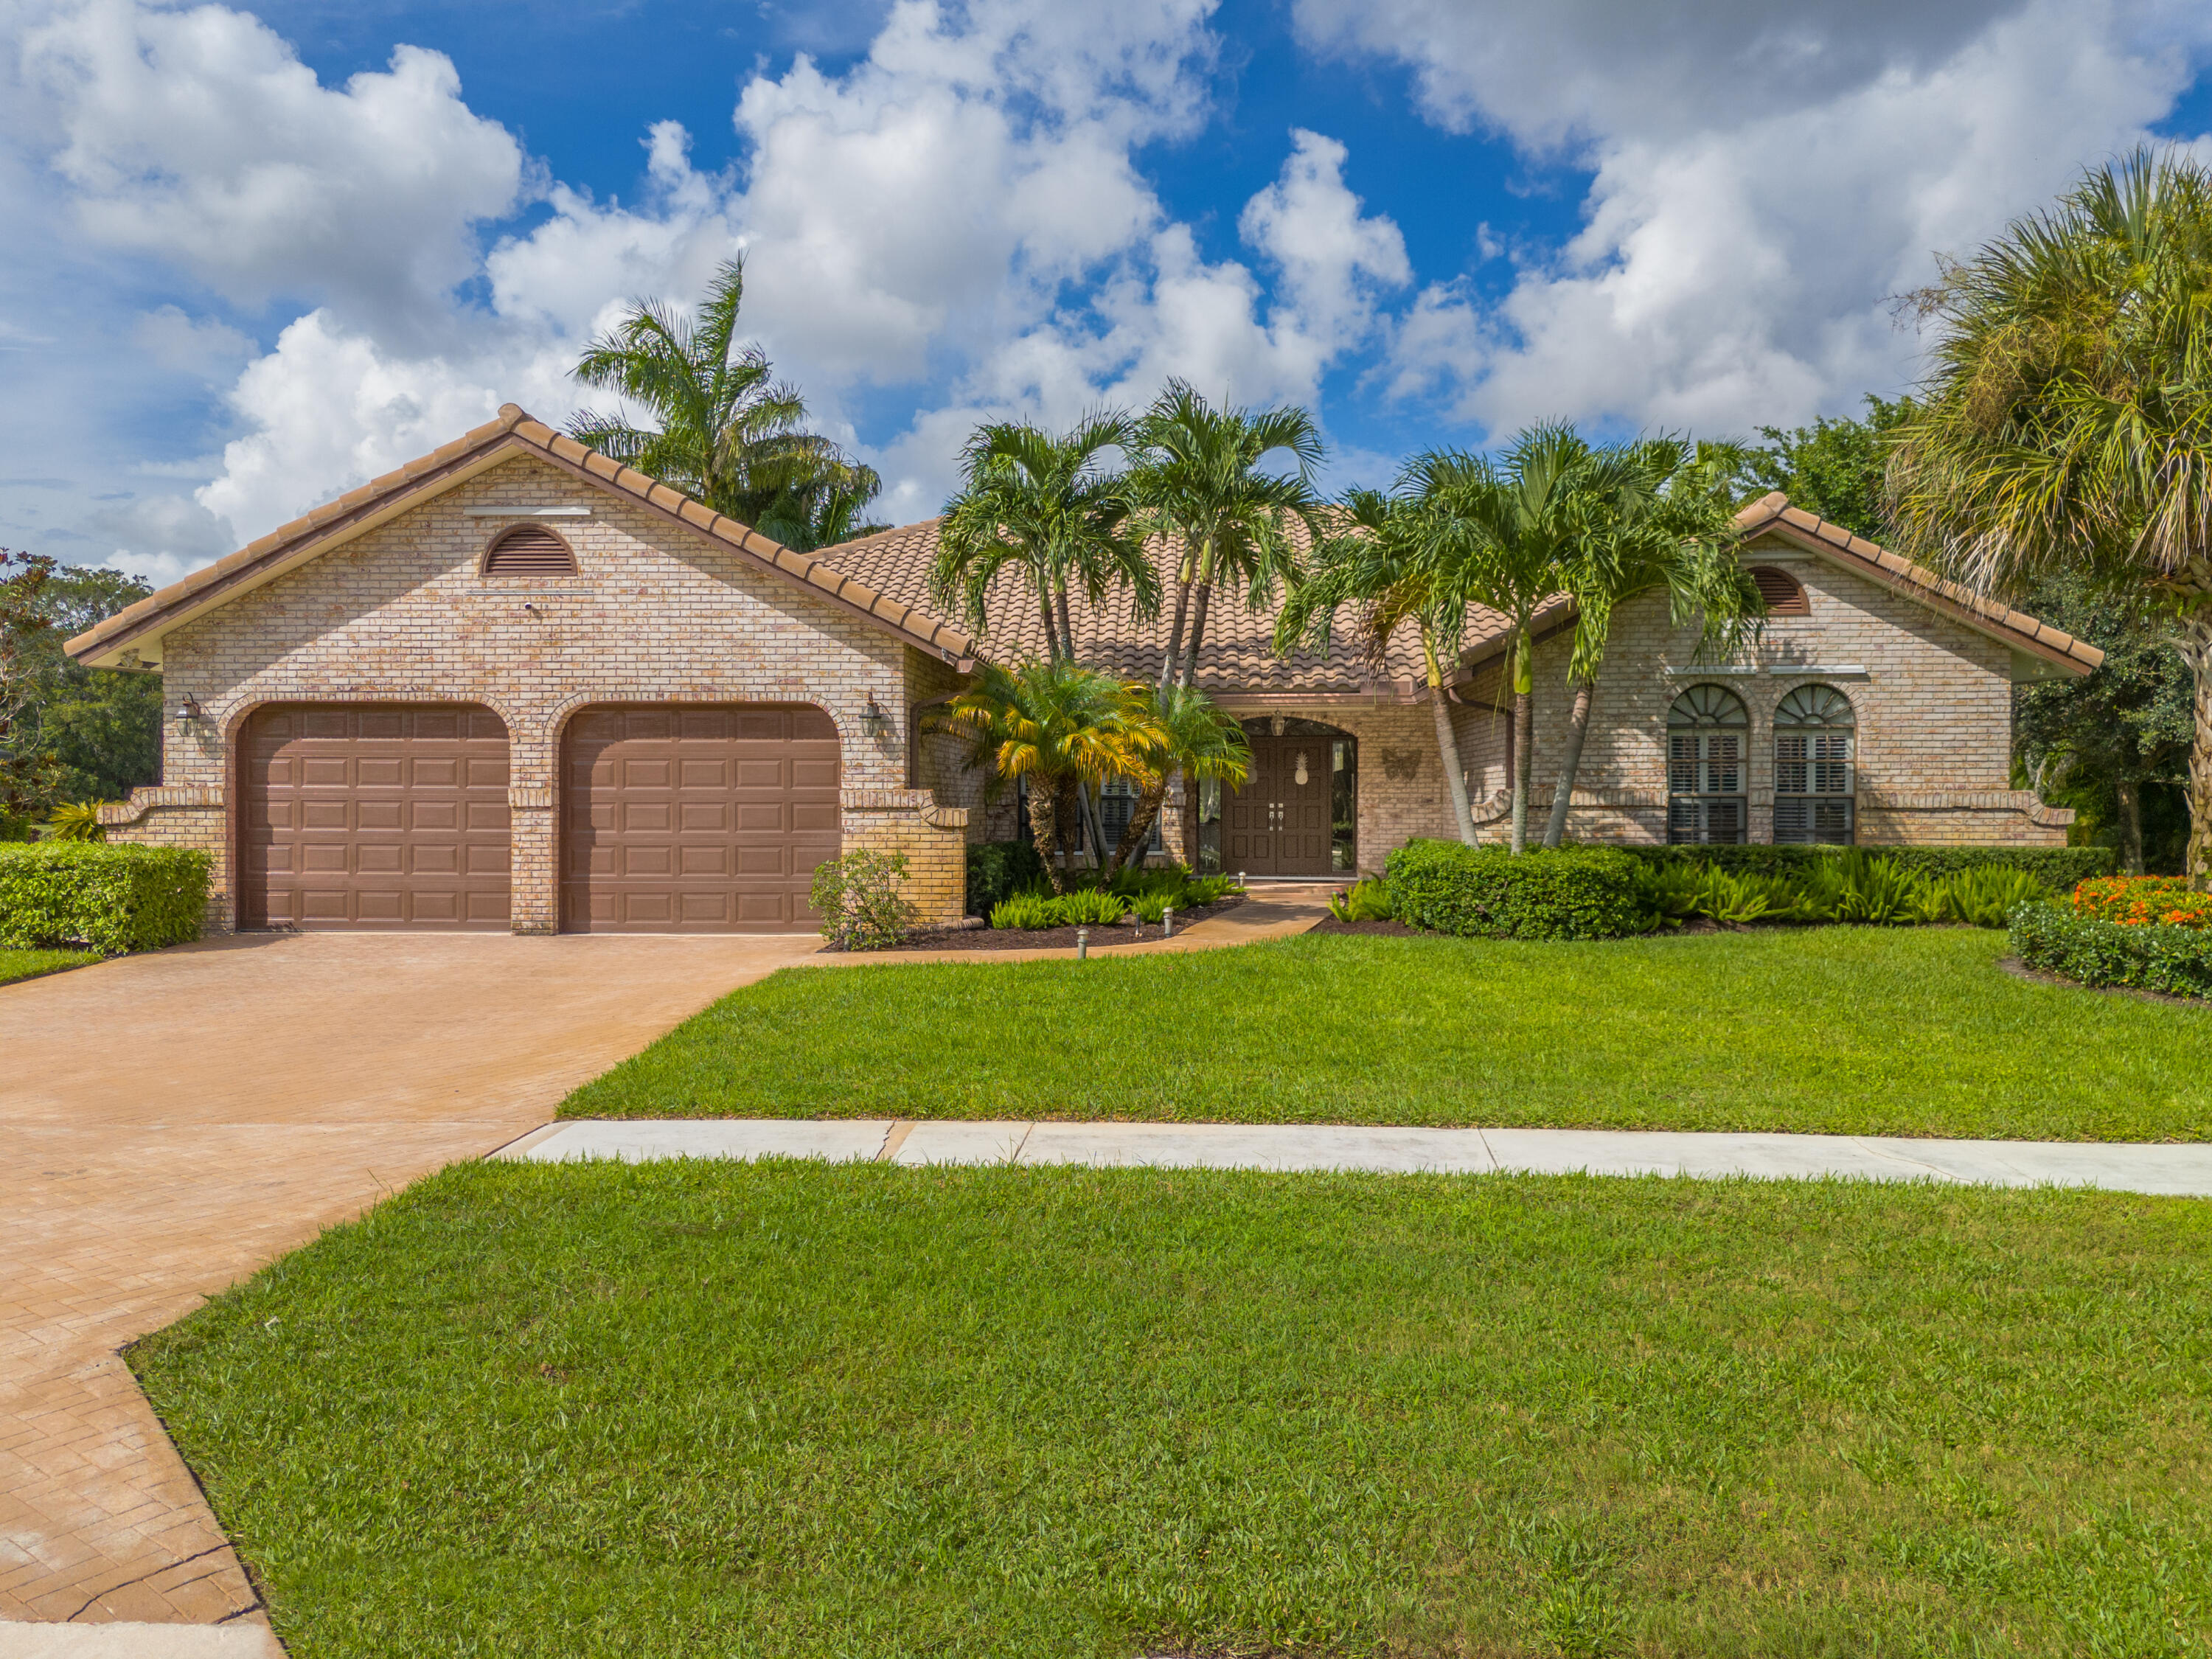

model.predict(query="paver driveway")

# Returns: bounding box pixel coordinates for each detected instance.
[1,930,821,1633]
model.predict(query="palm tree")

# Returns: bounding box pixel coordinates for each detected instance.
[938,660,1154,893]
[1102,684,1251,879]
[931,414,1157,664]
[1886,148,2212,887]
[1540,439,1761,848]
[1274,487,1484,845]
[567,256,883,550]
[1130,381,1326,689]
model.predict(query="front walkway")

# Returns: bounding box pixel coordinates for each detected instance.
[514,1118,2212,1197]
[1,931,821,1635]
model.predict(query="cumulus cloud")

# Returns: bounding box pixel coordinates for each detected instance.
[1311,0,2212,438]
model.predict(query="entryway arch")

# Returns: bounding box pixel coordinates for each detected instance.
[1214,716,1356,877]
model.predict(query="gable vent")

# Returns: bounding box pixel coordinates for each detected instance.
[1750,565,1809,616]
[484,524,578,576]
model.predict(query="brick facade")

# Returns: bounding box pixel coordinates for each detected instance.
[105,454,971,931]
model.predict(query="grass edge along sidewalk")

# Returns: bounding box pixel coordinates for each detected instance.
[561,928,2212,1144]
[132,1158,2212,1659]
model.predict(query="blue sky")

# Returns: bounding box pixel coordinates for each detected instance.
[4,0,2209,585]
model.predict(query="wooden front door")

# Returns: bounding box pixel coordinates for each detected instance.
[1222,736,1333,876]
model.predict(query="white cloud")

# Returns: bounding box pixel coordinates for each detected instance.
[83,491,234,587]
[1316,0,2212,439]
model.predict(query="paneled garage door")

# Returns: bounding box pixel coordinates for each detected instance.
[242,703,511,930]
[561,703,841,933]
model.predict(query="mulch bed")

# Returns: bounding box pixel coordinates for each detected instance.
[838,894,1250,953]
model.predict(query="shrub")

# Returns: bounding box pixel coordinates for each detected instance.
[965,839,1046,918]
[1132,891,1175,923]
[45,801,109,842]
[810,849,918,951]
[2069,874,2212,930]
[2009,901,2212,1000]
[989,889,1059,930]
[1385,841,1650,941]
[1182,874,1240,905]
[0,842,210,952]
[1936,866,2049,927]
[1615,843,2112,891]
[1056,888,1128,926]
[1327,877,1395,922]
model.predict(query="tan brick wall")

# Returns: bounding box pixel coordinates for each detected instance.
[114,455,970,930]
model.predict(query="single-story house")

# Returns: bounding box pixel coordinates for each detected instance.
[67,405,2100,933]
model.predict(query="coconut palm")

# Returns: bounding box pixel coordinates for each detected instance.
[1130,381,1326,689]
[1540,439,1762,848]
[1101,684,1251,880]
[937,660,1155,893]
[566,256,883,550]
[931,414,1156,664]
[1275,487,1484,845]
[1886,148,2212,886]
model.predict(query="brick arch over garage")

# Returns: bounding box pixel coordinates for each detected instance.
[557,700,842,933]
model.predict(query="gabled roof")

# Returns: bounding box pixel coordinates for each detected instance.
[66,406,979,671]
[1731,491,2102,675]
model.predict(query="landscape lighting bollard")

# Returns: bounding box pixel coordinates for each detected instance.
[1076,927,1088,961]
[1162,905,1175,937]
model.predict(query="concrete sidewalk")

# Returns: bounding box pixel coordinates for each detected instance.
[515,1118,2212,1197]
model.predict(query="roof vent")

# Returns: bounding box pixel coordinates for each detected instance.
[1750,565,1809,616]
[484,523,578,576]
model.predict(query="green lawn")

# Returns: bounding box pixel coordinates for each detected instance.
[0,945,100,986]
[563,927,2211,1141]
[133,1160,2212,1658]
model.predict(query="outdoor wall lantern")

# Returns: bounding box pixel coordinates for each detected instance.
[171,694,202,723]
[860,695,891,739]
[1270,714,1286,737]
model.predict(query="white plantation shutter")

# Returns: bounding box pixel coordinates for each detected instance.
[1774,686,1855,845]
[1666,686,1750,844]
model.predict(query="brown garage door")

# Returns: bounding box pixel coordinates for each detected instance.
[562,703,841,933]
[242,704,511,930]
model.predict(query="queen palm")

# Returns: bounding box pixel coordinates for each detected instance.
[1102,683,1251,879]
[938,660,1155,893]
[1131,381,1326,689]
[567,256,882,550]
[1540,438,1761,848]
[1275,487,1484,845]
[1888,149,2212,886]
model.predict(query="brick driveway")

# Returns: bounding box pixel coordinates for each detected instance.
[1,930,821,1632]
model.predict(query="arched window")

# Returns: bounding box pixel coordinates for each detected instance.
[1750,565,1809,616]
[1666,684,1748,844]
[482,523,578,575]
[1774,684,1855,844]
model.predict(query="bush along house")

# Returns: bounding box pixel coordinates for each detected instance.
[67,409,2099,933]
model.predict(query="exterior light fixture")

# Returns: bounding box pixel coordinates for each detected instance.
[860,695,891,739]
[1270,714,1286,737]
[1076,926,1089,961]
[171,694,201,723]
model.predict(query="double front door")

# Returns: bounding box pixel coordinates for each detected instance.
[1222,735,1332,876]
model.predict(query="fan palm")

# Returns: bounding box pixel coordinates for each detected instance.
[1275,487,1484,844]
[937,660,1155,893]
[1540,438,1762,847]
[1886,148,2212,886]
[1101,684,1251,880]
[1131,381,1326,689]
[566,257,883,551]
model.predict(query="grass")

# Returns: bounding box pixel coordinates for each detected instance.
[0,945,100,985]
[132,1159,2212,1658]
[563,928,2212,1141]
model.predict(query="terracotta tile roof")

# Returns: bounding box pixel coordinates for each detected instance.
[66,406,980,670]
[1733,491,2103,673]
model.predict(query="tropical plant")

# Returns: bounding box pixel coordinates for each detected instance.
[44,801,108,842]
[1,550,63,827]
[1130,380,1326,689]
[1885,148,2212,889]
[1275,486,1484,844]
[989,889,1060,930]
[1543,439,1762,848]
[936,660,1155,893]
[932,414,1155,664]
[567,256,883,550]
[1100,683,1249,880]
[809,849,918,950]
[1055,888,1129,925]
[1327,877,1395,922]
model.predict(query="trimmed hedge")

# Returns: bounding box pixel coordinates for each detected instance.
[2008,901,2212,1001]
[0,843,211,953]
[1386,840,1649,941]
[1615,843,2114,891]
[966,838,1046,918]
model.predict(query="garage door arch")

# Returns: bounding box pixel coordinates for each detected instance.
[240,702,512,929]
[560,702,841,933]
